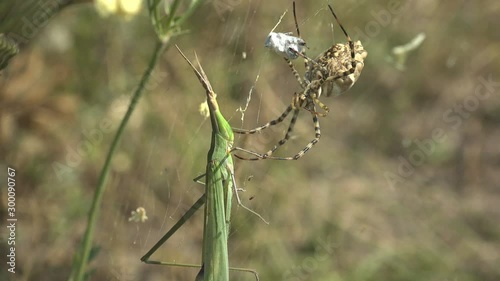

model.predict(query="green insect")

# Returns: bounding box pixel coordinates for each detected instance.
[141,46,266,281]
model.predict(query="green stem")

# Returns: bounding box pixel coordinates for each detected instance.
[164,0,182,31]
[177,0,203,27]
[70,41,167,281]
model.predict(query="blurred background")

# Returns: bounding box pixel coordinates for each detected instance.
[1,0,499,280]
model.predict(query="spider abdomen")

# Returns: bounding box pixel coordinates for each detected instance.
[306,40,367,97]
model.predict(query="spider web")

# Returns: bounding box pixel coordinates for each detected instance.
[11,1,499,280]
[105,2,340,280]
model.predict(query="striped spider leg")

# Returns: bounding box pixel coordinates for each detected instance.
[233,2,367,161]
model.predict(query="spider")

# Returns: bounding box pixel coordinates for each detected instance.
[232,2,367,161]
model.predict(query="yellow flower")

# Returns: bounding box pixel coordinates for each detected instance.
[95,0,142,19]
[128,207,148,223]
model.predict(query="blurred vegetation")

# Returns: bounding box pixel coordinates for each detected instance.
[1,1,500,281]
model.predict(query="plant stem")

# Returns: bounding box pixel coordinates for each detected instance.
[70,41,167,281]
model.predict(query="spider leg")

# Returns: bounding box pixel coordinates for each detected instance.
[292,1,310,71]
[233,108,299,160]
[328,4,356,70]
[248,107,321,160]
[325,67,356,82]
[263,108,300,157]
[233,104,293,134]
[288,47,319,70]
[285,57,307,89]
[310,95,330,117]
[232,146,268,160]
[293,110,322,160]
[292,1,301,38]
